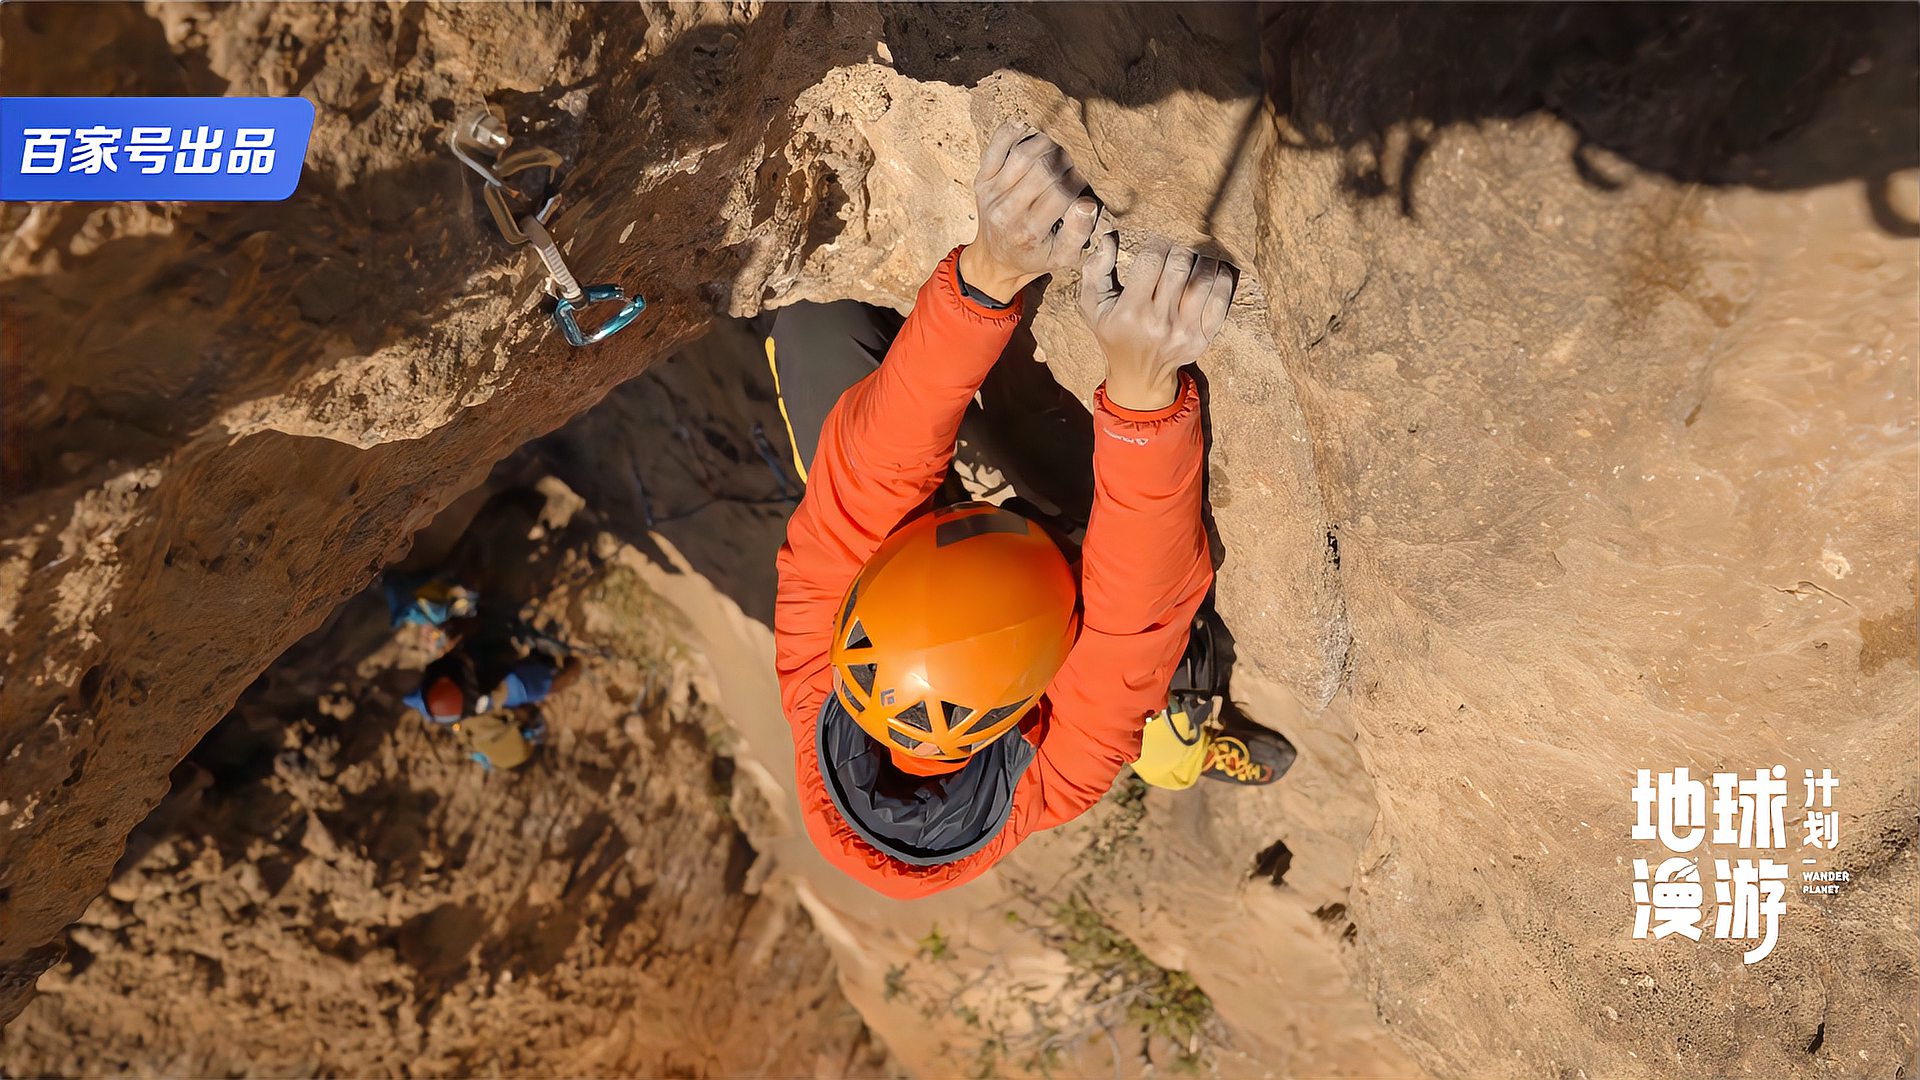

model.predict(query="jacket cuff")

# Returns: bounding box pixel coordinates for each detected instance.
[1094,372,1199,429]
[941,246,1026,324]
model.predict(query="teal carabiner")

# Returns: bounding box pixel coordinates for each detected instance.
[552,284,645,347]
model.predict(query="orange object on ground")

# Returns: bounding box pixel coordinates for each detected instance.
[424,675,466,721]
[774,246,1212,900]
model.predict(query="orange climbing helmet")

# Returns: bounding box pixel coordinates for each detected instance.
[829,502,1079,763]
[424,675,466,722]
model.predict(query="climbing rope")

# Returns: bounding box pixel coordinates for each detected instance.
[447,109,645,348]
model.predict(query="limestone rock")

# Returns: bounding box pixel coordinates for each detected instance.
[2,3,1915,1077]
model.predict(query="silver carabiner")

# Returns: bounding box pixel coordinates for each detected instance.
[448,108,645,348]
[448,110,509,186]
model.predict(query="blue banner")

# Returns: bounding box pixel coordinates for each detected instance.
[0,97,314,202]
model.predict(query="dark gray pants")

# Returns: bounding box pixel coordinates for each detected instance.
[768,300,903,478]
[766,300,1093,529]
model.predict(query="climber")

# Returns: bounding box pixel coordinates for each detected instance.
[403,621,574,770]
[382,571,479,629]
[772,120,1295,900]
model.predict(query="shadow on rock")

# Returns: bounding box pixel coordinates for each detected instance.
[1262,4,1919,229]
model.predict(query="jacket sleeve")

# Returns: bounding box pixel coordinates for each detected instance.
[774,247,1024,740]
[1023,373,1213,829]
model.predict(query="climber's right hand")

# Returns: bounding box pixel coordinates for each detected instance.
[959,120,1102,305]
[1077,232,1236,413]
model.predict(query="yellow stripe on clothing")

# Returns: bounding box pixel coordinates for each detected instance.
[765,335,807,484]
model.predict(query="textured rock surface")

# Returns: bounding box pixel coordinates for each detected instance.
[3,3,1917,1077]
[0,483,891,1075]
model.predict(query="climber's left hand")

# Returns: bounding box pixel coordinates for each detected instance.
[960,119,1102,304]
[1078,231,1236,412]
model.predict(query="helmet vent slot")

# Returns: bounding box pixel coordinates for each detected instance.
[941,700,973,732]
[887,728,923,751]
[935,510,1030,547]
[975,700,1027,730]
[896,701,932,732]
[844,618,871,650]
[847,662,877,695]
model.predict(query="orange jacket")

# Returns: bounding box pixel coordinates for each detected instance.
[774,246,1212,899]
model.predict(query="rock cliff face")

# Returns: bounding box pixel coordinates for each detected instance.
[2,3,1915,1077]
[0,476,894,1075]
